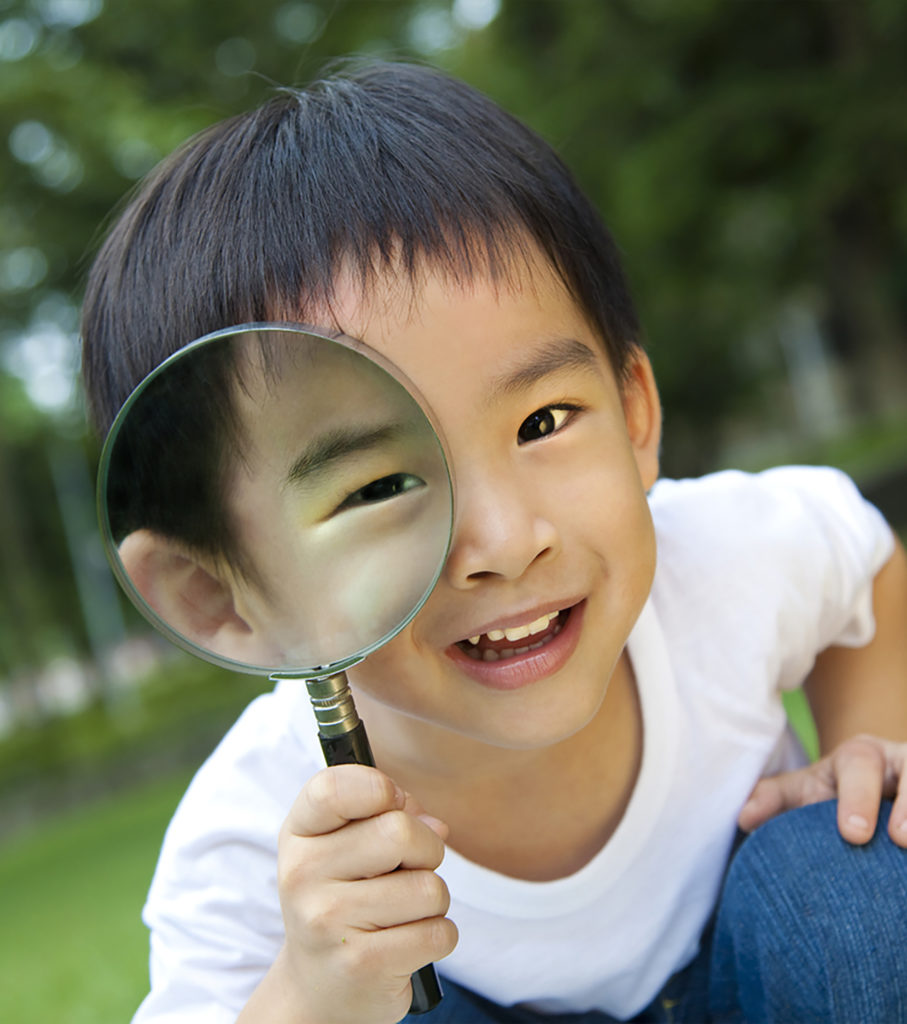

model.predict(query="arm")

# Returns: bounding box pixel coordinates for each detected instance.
[804,534,907,749]
[740,534,907,845]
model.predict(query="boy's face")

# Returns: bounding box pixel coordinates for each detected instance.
[309,250,662,754]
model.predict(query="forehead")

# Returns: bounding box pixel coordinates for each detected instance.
[228,332,431,454]
[328,242,579,329]
[319,245,612,389]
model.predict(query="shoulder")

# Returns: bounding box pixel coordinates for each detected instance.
[152,681,319,873]
[168,681,319,832]
[649,465,891,579]
[647,466,894,680]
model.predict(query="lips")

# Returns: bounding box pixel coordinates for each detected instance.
[444,598,585,688]
[446,602,584,690]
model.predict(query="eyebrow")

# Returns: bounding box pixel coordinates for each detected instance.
[488,337,603,400]
[285,423,407,488]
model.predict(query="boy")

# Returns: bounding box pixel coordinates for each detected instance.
[81,61,907,1023]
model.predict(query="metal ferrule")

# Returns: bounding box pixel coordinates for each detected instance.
[305,672,361,737]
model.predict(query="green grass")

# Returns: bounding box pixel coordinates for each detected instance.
[782,687,819,762]
[0,769,194,1024]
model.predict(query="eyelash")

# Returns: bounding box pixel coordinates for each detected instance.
[517,403,583,445]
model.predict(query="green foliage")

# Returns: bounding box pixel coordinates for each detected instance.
[449,0,907,472]
[0,651,265,833]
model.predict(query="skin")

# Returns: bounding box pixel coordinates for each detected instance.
[229,249,907,1024]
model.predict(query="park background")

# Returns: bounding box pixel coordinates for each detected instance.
[1,0,906,1020]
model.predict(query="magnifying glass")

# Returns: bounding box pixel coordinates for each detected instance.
[97,323,453,1015]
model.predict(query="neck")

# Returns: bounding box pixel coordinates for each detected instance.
[352,651,643,880]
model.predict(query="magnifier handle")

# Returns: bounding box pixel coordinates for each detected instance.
[319,719,376,769]
[318,721,444,1016]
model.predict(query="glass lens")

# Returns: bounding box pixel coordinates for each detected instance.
[98,325,453,676]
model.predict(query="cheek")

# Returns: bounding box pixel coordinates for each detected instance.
[556,437,649,533]
[559,444,657,597]
[346,625,424,707]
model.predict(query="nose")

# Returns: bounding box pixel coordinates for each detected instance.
[443,467,560,588]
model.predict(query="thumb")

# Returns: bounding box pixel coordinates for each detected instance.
[400,790,449,841]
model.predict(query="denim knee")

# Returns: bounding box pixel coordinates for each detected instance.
[709,799,907,1023]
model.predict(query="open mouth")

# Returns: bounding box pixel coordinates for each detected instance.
[456,608,569,662]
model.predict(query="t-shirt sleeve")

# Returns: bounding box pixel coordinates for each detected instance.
[649,465,895,695]
[131,685,317,1023]
[756,465,894,688]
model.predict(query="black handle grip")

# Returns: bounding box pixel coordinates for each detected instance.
[409,962,444,1014]
[320,720,444,1015]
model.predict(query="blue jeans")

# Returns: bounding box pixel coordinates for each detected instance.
[405,801,907,1023]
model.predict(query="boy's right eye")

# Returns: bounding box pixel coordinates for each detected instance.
[333,472,424,513]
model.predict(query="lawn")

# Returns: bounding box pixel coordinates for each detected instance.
[0,768,194,1024]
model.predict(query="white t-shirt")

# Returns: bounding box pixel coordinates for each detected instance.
[132,466,894,1022]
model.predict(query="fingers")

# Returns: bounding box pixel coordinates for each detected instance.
[738,767,836,833]
[833,736,888,845]
[289,870,457,978]
[351,914,460,981]
[282,765,446,874]
[886,750,907,848]
[278,763,450,924]
[305,868,451,935]
[832,736,907,848]
[318,809,448,881]
[738,777,790,833]
[285,764,406,837]
[739,737,907,849]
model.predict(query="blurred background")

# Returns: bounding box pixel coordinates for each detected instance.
[1,0,905,1020]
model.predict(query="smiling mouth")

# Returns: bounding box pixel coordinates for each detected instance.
[456,609,568,662]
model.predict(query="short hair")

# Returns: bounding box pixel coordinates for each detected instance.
[83,59,641,566]
[82,59,640,435]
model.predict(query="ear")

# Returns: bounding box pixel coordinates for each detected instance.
[620,348,662,491]
[117,530,277,664]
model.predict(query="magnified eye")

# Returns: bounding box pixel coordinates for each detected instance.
[335,472,425,512]
[517,405,579,444]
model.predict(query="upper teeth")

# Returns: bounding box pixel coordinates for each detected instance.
[468,611,559,645]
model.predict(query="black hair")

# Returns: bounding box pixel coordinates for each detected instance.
[83,59,641,564]
[102,337,240,566]
[102,330,304,588]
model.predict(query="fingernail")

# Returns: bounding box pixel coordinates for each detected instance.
[847,813,870,831]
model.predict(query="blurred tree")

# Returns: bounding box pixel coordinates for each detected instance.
[448,0,907,471]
